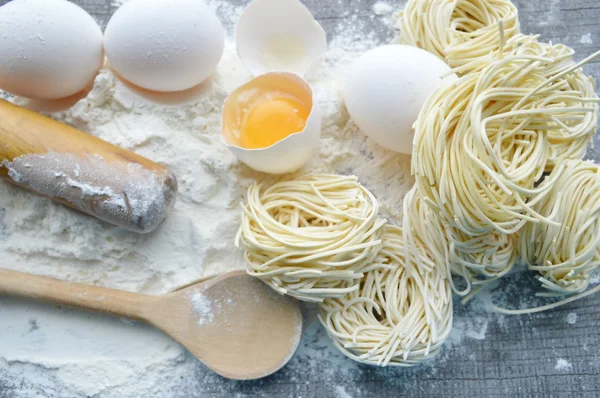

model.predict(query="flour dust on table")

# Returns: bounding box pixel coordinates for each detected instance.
[0,7,415,397]
[2,0,598,396]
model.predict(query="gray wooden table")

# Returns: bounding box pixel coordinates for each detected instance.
[0,0,599,397]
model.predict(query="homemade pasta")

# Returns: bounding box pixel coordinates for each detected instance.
[397,0,600,315]
[237,174,387,302]
[413,52,600,236]
[519,160,600,297]
[404,187,516,300]
[397,0,520,73]
[447,226,517,300]
[239,2,600,368]
[319,224,453,366]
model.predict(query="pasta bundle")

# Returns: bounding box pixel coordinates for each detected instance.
[237,174,387,302]
[447,225,517,299]
[519,160,600,297]
[404,187,516,300]
[238,0,600,367]
[396,0,600,310]
[513,42,599,169]
[397,0,520,73]
[319,224,453,366]
[413,53,599,237]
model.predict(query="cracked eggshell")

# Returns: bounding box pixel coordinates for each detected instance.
[221,72,321,174]
[236,0,327,76]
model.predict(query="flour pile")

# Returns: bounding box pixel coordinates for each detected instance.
[0,1,417,396]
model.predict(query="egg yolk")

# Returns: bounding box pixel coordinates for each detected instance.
[240,95,310,149]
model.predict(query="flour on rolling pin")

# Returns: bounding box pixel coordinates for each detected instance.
[2,151,177,233]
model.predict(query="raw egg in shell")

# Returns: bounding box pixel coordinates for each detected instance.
[221,72,321,174]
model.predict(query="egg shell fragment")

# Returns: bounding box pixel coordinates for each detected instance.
[104,0,225,92]
[343,45,457,154]
[0,0,103,100]
[222,72,321,174]
[236,0,327,76]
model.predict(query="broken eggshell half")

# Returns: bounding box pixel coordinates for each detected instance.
[236,0,327,77]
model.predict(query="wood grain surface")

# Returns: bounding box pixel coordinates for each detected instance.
[0,0,599,397]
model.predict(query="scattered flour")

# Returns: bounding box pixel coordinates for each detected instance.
[450,315,489,341]
[538,0,561,26]
[189,292,215,326]
[0,0,594,396]
[566,312,578,325]
[335,385,353,398]
[0,1,412,396]
[590,271,600,285]
[372,1,393,15]
[445,290,494,350]
[555,358,573,371]
[581,33,593,44]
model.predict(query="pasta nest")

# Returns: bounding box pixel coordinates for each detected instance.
[447,226,517,298]
[512,40,599,170]
[319,224,453,366]
[397,0,520,73]
[519,160,600,296]
[237,174,387,302]
[412,52,599,237]
[403,188,517,299]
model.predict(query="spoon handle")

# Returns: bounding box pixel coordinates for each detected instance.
[0,268,153,321]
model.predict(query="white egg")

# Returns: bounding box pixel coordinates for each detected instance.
[343,45,457,154]
[221,72,321,174]
[0,0,103,100]
[104,0,225,92]
[236,0,327,76]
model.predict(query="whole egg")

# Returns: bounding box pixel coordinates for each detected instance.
[0,0,104,100]
[343,45,457,154]
[104,0,225,92]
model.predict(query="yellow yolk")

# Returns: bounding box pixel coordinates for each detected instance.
[240,95,310,149]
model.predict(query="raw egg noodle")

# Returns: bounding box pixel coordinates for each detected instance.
[518,160,600,297]
[403,187,515,301]
[447,219,517,301]
[506,40,600,171]
[236,0,600,368]
[401,188,449,280]
[397,0,520,73]
[237,174,387,302]
[402,0,600,302]
[413,52,600,237]
[413,66,541,237]
[319,224,453,366]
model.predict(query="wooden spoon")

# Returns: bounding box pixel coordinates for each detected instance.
[0,268,303,380]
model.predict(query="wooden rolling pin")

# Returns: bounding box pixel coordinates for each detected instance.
[0,99,178,233]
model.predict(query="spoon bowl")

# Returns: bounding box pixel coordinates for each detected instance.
[150,271,302,379]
